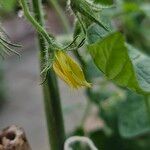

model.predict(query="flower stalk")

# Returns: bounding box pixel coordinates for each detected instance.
[20,0,58,48]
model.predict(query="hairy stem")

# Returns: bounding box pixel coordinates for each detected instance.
[20,0,57,48]
[21,0,66,149]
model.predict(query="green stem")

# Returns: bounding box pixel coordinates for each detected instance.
[48,0,70,33]
[20,0,58,48]
[22,0,65,149]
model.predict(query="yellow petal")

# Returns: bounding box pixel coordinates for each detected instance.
[53,50,91,88]
[66,54,91,87]
[55,51,80,88]
[53,60,78,88]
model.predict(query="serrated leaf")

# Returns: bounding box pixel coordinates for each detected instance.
[118,91,150,138]
[87,32,150,95]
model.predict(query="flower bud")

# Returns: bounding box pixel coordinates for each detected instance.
[53,50,91,89]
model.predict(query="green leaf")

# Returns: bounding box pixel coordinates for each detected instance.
[85,58,102,80]
[87,16,113,44]
[89,129,148,150]
[118,91,150,138]
[88,32,150,95]
[87,23,108,44]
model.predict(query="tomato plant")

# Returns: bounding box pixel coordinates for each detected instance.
[1,0,150,150]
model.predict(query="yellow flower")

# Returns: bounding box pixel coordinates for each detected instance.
[53,50,91,89]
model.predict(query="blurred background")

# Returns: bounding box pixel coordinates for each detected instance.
[0,0,150,149]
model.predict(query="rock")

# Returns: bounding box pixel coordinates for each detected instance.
[0,125,31,150]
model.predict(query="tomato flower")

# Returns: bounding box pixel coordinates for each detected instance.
[53,50,91,89]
